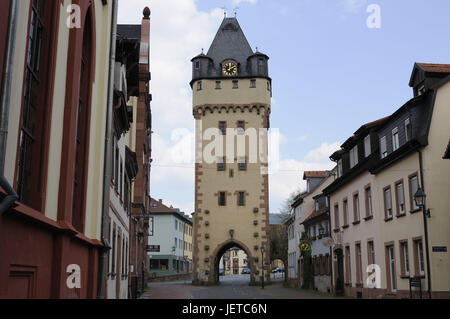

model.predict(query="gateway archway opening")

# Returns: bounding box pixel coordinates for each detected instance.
[213,241,255,286]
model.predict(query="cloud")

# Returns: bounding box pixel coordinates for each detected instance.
[118,1,224,214]
[118,0,223,135]
[305,142,341,163]
[269,158,336,213]
[232,0,258,7]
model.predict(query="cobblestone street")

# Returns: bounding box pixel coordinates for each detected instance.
[140,275,338,299]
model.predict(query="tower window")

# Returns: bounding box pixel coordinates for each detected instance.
[195,61,200,69]
[237,121,245,135]
[217,157,226,171]
[216,81,221,89]
[219,192,226,206]
[250,79,256,88]
[232,80,239,89]
[197,81,202,91]
[219,121,226,135]
[238,157,247,171]
[238,192,245,206]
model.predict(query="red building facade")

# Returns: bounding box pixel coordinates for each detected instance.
[0,0,115,298]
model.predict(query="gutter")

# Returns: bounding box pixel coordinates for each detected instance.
[0,0,19,216]
[97,0,117,299]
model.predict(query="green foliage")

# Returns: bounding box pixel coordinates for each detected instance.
[278,189,302,223]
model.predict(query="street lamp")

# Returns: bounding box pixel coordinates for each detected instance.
[260,243,265,289]
[414,187,432,299]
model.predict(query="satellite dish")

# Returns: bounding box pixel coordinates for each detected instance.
[322,237,334,248]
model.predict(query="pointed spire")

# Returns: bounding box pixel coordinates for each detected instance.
[207,17,253,65]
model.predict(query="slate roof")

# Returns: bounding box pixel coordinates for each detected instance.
[117,24,141,40]
[207,17,254,69]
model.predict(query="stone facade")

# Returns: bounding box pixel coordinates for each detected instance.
[192,17,271,286]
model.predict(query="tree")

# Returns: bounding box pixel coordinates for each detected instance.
[278,189,302,224]
[268,224,288,283]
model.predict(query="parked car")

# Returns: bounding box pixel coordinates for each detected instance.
[241,268,251,274]
[219,268,225,276]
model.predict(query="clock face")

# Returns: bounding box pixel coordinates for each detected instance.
[222,62,237,76]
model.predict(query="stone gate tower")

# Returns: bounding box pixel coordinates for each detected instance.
[191,17,272,285]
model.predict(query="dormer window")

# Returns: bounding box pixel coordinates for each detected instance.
[418,85,425,96]
[195,61,200,70]
[380,136,387,158]
[405,118,412,142]
[350,145,358,168]
[392,127,399,151]
[364,135,371,157]
[337,159,343,178]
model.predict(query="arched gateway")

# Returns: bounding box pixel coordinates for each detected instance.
[191,17,272,286]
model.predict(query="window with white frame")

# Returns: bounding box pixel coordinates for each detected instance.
[384,187,393,219]
[350,145,358,168]
[409,174,419,211]
[392,127,399,151]
[364,135,371,157]
[337,159,343,178]
[416,240,425,276]
[396,182,405,215]
[380,136,387,158]
[405,118,412,142]
[401,242,410,276]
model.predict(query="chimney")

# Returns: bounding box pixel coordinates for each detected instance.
[159,199,163,203]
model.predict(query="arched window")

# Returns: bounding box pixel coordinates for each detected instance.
[72,11,93,232]
[16,0,58,210]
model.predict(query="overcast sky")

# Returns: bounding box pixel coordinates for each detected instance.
[118,0,450,216]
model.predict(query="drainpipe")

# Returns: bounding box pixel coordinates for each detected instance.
[0,0,19,217]
[97,0,117,299]
[418,150,432,299]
